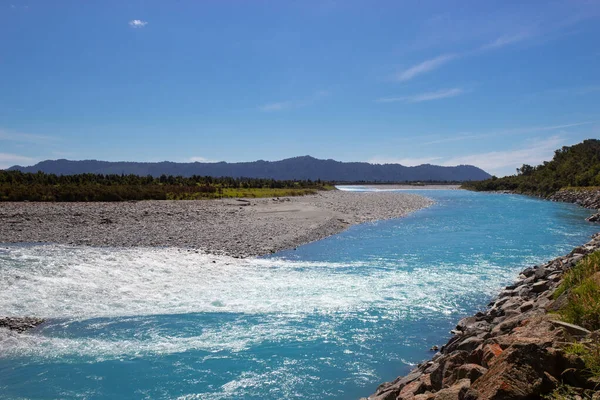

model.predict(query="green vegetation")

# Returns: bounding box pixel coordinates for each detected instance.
[554,251,600,330]
[552,251,600,387]
[462,139,600,196]
[543,383,596,400]
[0,170,334,202]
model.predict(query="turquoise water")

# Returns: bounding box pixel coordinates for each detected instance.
[0,190,598,399]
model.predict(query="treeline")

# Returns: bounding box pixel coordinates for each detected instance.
[462,139,600,196]
[0,171,333,202]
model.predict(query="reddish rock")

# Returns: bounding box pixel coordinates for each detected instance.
[481,343,503,368]
[464,343,558,399]
[454,363,488,383]
[433,378,470,400]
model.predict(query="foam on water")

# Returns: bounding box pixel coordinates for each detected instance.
[0,245,515,321]
[1,190,598,400]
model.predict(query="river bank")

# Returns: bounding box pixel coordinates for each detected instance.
[365,189,600,400]
[0,190,433,258]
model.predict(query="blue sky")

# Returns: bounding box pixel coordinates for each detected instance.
[1,0,599,176]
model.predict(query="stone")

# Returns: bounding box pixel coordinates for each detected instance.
[519,301,534,312]
[433,378,470,400]
[456,336,484,353]
[481,343,503,368]
[532,280,550,293]
[428,351,469,391]
[464,343,559,400]
[586,213,600,222]
[551,320,591,337]
[0,317,45,333]
[454,363,488,383]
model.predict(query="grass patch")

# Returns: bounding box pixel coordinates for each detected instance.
[554,251,600,302]
[554,251,600,384]
[166,188,324,200]
[562,186,600,192]
[543,383,595,399]
[565,341,600,378]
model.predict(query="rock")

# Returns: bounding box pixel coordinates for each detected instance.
[464,343,559,399]
[521,267,535,277]
[445,363,488,387]
[532,280,550,293]
[586,213,600,222]
[433,378,470,400]
[551,320,591,337]
[430,345,439,352]
[456,336,484,353]
[0,316,45,333]
[481,343,503,368]
[519,301,534,312]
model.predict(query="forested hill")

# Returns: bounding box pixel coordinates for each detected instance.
[463,139,600,195]
[8,156,491,182]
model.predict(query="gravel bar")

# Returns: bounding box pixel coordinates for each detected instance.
[0,191,433,257]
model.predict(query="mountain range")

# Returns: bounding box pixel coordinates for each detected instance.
[8,156,491,182]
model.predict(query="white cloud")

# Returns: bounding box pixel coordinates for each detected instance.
[377,88,465,103]
[0,153,36,169]
[441,135,566,176]
[395,54,457,82]
[0,129,58,144]
[188,156,216,163]
[368,156,443,166]
[422,121,593,145]
[480,32,531,50]
[129,19,148,28]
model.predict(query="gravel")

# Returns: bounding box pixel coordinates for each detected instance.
[0,190,433,257]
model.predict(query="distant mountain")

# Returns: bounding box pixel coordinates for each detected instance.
[7,156,491,182]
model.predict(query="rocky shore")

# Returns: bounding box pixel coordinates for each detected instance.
[364,233,600,399]
[0,190,433,258]
[550,188,600,222]
[549,188,600,210]
[365,188,600,400]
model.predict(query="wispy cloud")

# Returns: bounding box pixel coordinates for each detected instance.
[442,135,566,176]
[259,101,294,112]
[377,88,465,103]
[368,156,443,166]
[129,19,148,28]
[0,129,58,144]
[0,153,36,169]
[421,121,593,145]
[480,32,532,50]
[258,90,329,113]
[188,156,216,163]
[395,54,457,82]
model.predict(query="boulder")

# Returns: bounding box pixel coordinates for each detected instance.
[551,320,591,338]
[586,213,600,222]
[433,379,470,400]
[481,343,503,368]
[532,280,550,293]
[464,343,559,399]
[0,317,45,333]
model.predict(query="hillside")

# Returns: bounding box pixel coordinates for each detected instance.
[7,156,491,182]
[463,139,600,195]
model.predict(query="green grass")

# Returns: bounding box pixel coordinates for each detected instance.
[565,341,600,378]
[543,383,595,399]
[166,187,327,200]
[553,251,600,384]
[561,186,600,192]
[554,251,600,302]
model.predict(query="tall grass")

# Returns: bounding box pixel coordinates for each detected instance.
[554,251,600,384]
